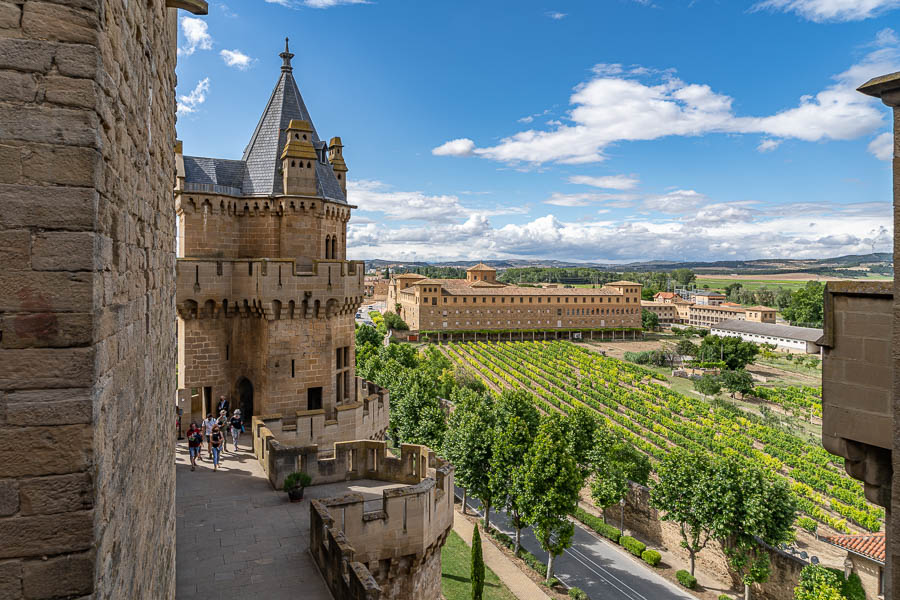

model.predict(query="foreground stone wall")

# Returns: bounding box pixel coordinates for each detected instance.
[0,1,181,597]
[309,444,454,600]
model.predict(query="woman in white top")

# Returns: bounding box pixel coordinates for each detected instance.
[201,413,216,459]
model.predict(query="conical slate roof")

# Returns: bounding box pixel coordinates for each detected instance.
[183,39,347,204]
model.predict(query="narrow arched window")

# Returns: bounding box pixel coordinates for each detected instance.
[325,235,331,259]
[331,236,337,260]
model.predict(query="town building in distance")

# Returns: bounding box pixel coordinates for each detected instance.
[642,290,777,328]
[710,319,823,354]
[387,263,642,336]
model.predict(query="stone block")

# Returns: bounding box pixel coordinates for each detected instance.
[0,144,22,183]
[0,184,96,230]
[31,231,94,271]
[5,388,92,425]
[0,479,18,516]
[0,560,22,600]
[54,43,99,78]
[0,104,100,148]
[0,231,31,270]
[0,270,92,313]
[18,472,91,517]
[22,552,93,599]
[0,313,93,349]
[0,424,92,477]
[0,511,93,559]
[0,38,54,73]
[0,71,37,103]
[21,2,99,45]
[42,75,96,109]
[21,143,99,187]
[0,2,20,28]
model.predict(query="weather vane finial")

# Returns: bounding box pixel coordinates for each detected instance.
[279,36,294,73]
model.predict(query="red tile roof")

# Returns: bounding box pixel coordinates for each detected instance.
[823,532,885,563]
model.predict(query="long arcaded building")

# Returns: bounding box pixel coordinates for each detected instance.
[387,264,642,334]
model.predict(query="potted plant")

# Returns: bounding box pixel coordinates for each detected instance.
[284,471,312,502]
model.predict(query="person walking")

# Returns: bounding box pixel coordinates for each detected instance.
[216,410,229,452]
[187,422,202,471]
[230,409,243,451]
[210,425,223,472]
[202,413,216,459]
[216,395,229,416]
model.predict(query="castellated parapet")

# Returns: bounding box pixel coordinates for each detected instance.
[309,443,455,600]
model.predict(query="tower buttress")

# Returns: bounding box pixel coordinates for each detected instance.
[281,119,318,196]
[328,137,348,195]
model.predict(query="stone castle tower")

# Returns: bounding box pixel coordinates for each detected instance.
[175,40,365,426]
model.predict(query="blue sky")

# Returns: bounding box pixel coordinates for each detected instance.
[175,0,896,263]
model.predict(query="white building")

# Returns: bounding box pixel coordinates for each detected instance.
[710,319,823,354]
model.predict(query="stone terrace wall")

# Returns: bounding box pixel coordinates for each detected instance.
[0,1,182,598]
[309,446,454,600]
[612,482,806,600]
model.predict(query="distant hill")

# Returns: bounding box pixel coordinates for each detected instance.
[363,253,892,277]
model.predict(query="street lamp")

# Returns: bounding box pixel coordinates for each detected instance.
[619,498,626,532]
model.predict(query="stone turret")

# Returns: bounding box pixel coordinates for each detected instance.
[328,136,348,194]
[281,119,318,195]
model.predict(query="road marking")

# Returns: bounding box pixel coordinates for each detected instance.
[565,544,647,600]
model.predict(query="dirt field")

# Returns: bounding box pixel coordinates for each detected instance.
[696,273,888,282]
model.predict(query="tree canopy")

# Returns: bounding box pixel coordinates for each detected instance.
[720,369,755,398]
[641,309,659,331]
[443,389,497,527]
[782,281,825,328]
[699,335,760,370]
[589,427,651,522]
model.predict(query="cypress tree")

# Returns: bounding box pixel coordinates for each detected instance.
[471,524,485,600]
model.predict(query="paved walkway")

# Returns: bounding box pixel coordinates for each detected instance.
[453,509,552,600]
[174,439,399,599]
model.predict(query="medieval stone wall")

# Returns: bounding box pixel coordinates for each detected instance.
[0,1,178,598]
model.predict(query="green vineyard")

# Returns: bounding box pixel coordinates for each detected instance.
[444,340,883,535]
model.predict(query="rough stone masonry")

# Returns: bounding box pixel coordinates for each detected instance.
[0,0,205,597]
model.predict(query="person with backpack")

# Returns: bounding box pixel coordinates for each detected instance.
[210,425,223,471]
[201,413,216,459]
[229,409,243,451]
[187,422,202,471]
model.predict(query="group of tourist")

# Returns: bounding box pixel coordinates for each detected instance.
[185,396,245,472]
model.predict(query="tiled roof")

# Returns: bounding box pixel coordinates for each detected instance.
[711,319,823,343]
[694,290,726,297]
[395,273,427,279]
[654,292,677,299]
[466,263,496,271]
[606,280,641,286]
[414,279,624,296]
[823,532,885,564]
[183,42,346,204]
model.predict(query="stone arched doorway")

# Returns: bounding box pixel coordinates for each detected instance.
[236,377,254,423]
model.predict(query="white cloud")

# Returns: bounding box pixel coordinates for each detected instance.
[642,189,707,214]
[868,132,894,160]
[545,193,638,207]
[518,116,535,124]
[220,49,252,70]
[179,17,212,56]
[546,11,567,19]
[757,138,782,152]
[753,0,900,22]
[432,30,900,165]
[432,138,476,157]
[177,78,210,115]
[568,174,639,190]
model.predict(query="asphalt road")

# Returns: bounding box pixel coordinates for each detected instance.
[456,487,696,600]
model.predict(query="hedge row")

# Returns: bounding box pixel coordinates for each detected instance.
[573,508,662,569]
[620,536,646,557]
[484,526,559,589]
[676,570,697,589]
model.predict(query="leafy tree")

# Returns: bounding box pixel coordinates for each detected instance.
[693,374,722,399]
[642,309,659,331]
[782,281,825,327]
[567,403,599,480]
[383,311,410,331]
[676,339,698,359]
[490,391,540,553]
[471,524,485,600]
[793,565,844,600]
[699,335,760,370]
[521,412,582,582]
[650,449,721,576]
[454,366,488,394]
[721,369,755,399]
[443,391,497,527]
[390,370,446,448]
[355,323,381,347]
[672,268,696,286]
[715,457,797,600]
[589,427,651,524]
[725,283,743,302]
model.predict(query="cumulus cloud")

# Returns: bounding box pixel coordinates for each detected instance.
[432,138,476,157]
[642,189,707,214]
[868,132,894,160]
[757,138,782,152]
[753,0,900,22]
[545,192,638,207]
[568,174,639,189]
[179,17,212,56]
[432,30,900,165]
[546,11,567,19]
[177,78,210,115]
[220,49,252,70]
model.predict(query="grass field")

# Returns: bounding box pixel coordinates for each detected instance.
[441,530,518,600]
[695,274,890,292]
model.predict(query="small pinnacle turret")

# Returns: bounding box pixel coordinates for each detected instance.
[280,37,294,73]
